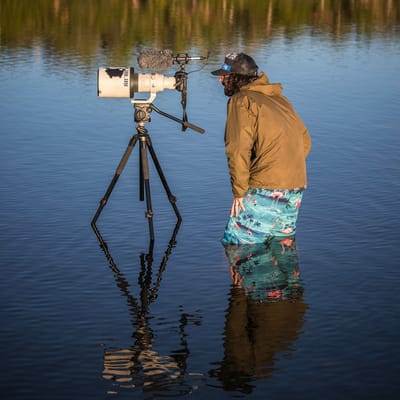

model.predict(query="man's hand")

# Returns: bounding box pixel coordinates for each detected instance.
[230,197,246,218]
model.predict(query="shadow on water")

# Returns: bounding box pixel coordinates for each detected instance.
[93,220,202,397]
[210,238,308,394]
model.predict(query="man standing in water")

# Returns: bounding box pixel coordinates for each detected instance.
[212,52,311,245]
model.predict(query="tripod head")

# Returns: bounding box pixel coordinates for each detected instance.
[133,101,205,134]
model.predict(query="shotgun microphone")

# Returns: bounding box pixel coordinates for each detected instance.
[137,49,208,70]
[137,49,174,69]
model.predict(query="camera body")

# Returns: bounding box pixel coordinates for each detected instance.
[97,67,176,98]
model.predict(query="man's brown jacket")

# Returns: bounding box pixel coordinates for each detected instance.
[225,72,312,198]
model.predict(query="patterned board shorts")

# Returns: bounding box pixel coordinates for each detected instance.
[223,238,302,302]
[221,188,304,245]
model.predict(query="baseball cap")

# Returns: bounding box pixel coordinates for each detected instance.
[211,52,258,76]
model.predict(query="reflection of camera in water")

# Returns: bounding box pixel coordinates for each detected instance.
[97,67,177,99]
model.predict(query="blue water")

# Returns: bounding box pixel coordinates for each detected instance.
[1,30,400,399]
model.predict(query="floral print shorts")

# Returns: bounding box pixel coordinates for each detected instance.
[221,188,304,245]
[223,238,302,302]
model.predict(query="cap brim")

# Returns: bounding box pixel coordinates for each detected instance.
[211,69,231,76]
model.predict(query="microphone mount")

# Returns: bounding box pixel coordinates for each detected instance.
[173,53,208,65]
[132,50,208,132]
[172,52,208,132]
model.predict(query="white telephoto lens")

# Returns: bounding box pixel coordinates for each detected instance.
[136,73,176,93]
[97,67,135,98]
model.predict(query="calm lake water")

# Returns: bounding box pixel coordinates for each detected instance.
[1,1,400,399]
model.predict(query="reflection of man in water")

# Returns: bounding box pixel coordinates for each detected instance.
[211,238,308,393]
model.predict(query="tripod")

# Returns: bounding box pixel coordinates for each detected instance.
[91,102,184,244]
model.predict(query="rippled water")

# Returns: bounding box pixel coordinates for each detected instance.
[1,16,400,400]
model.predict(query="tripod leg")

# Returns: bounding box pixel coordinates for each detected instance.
[139,143,144,202]
[139,137,155,243]
[145,135,182,222]
[91,134,139,239]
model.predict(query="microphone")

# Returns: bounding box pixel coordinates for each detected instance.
[137,49,174,69]
[138,49,208,70]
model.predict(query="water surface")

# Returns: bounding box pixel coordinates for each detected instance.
[1,1,400,399]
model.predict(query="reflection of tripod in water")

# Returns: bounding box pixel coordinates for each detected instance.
[99,222,201,394]
[91,101,203,245]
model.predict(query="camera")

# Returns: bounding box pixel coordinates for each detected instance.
[97,67,176,99]
[92,53,208,246]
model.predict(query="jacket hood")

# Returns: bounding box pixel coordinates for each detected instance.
[243,72,282,96]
